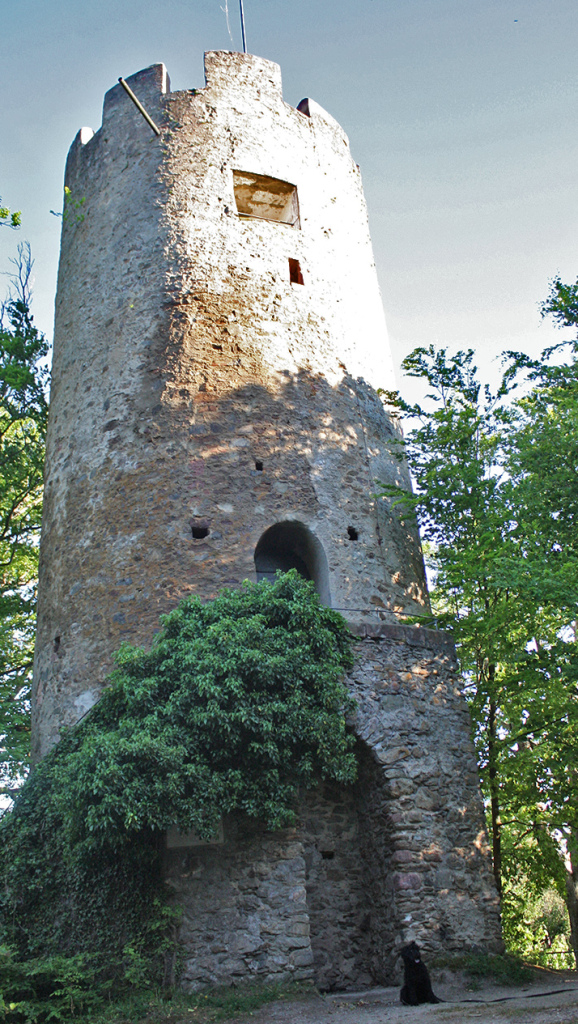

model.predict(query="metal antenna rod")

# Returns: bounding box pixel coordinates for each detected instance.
[118,78,161,136]
[239,0,247,53]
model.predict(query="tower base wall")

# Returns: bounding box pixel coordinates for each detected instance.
[165,625,502,992]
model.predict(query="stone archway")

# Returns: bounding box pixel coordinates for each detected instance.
[254,520,331,605]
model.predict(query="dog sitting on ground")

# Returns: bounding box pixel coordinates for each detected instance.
[399,941,441,1006]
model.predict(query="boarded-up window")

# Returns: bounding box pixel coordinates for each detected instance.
[233,171,300,228]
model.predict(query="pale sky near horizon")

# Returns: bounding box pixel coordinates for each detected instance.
[1,0,577,395]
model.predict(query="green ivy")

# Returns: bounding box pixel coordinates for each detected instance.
[0,573,356,1014]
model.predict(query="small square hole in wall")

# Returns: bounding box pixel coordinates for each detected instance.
[233,170,300,227]
[321,850,335,860]
[255,460,264,471]
[347,526,359,541]
[191,522,210,540]
[289,258,304,285]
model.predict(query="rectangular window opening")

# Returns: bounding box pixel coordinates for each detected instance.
[233,170,300,228]
[289,258,304,285]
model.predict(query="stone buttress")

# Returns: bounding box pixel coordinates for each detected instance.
[32,51,502,988]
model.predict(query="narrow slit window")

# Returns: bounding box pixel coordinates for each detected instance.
[233,170,300,228]
[289,258,304,285]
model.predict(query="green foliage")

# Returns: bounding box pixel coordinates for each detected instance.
[179,979,314,1022]
[0,295,49,785]
[502,878,573,970]
[430,951,535,985]
[381,285,578,962]
[0,574,355,1013]
[0,948,103,1023]
[539,274,578,330]
[0,977,314,1024]
[50,188,86,225]
[380,346,536,894]
[59,573,355,847]
[0,200,21,230]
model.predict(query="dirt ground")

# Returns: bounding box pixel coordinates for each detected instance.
[230,973,578,1024]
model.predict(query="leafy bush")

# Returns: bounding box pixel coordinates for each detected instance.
[430,952,535,985]
[502,878,574,970]
[0,573,355,1011]
[0,977,315,1024]
[0,948,103,1023]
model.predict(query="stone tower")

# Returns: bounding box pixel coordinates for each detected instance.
[33,52,502,989]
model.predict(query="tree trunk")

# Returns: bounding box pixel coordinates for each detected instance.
[488,693,502,896]
[564,835,578,968]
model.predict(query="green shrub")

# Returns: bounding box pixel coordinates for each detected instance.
[0,573,355,1014]
[0,947,103,1023]
[502,878,574,970]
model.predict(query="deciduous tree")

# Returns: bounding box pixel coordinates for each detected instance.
[380,293,578,962]
[0,245,48,786]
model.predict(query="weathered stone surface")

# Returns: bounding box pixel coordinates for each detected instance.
[32,51,428,761]
[167,628,502,992]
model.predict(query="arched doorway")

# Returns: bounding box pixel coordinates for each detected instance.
[254,521,331,605]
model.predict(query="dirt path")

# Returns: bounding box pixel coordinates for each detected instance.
[230,977,578,1024]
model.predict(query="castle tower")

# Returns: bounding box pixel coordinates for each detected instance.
[32,52,427,759]
[32,53,502,989]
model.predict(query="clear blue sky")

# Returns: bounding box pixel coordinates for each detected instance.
[1,0,577,392]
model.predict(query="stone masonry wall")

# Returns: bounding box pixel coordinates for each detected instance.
[349,625,503,980]
[165,816,314,992]
[166,623,502,992]
[300,775,373,991]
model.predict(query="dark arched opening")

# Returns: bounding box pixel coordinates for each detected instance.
[254,521,331,606]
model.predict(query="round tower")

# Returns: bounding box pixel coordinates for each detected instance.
[32,52,428,760]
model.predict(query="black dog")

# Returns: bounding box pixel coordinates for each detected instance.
[400,941,441,1006]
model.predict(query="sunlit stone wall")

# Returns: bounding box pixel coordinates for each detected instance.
[33,52,428,759]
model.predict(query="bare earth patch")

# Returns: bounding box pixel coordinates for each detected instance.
[216,973,578,1024]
